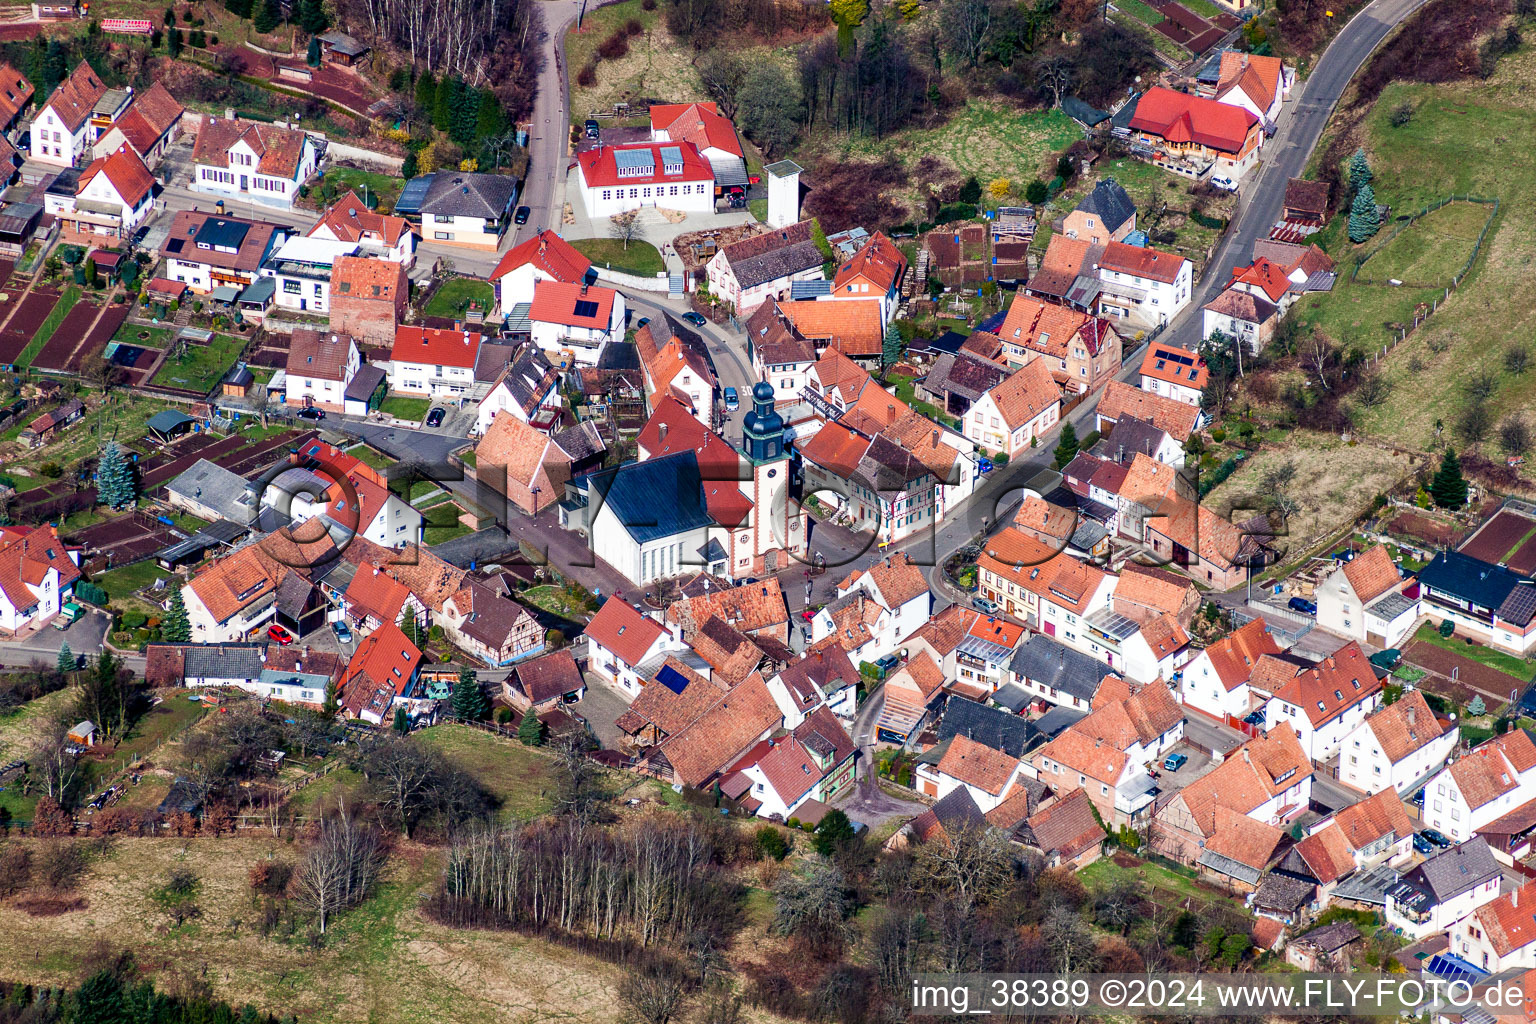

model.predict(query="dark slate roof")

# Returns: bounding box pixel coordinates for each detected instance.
[419,172,518,219]
[510,649,584,703]
[1110,93,1141,131]
[1252,872,1313,913]
[1090,415,1168,463]
[598,341,641,371]
[182,643,266,679]
[1294,921,1361,952]
[991,682,1031,712]
[1399,838,1501,903]
[317,30,368,55]
[1033,704,1088,738]
[1008,633,1108,702]
[553,421,606,462]
[475,342,521,384]
[1075,178,1136,235]
[911,785,987,839]
[1061,96,1109,127]
[1419,551,1535,626]
[586,450,712,543]
[936,695,1041,758]
[926,351,1006,402]
[275,572,314,618]
[732,239,824,290]
[344,363,386,403]
[394,174,435,216]
[148,409,195,433]
[461,581,536,648]
[165,458,256,524]
[1198,849,1263,885]
[852,435,930,493]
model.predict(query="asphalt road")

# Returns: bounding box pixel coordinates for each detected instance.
[1160,0,1436,351]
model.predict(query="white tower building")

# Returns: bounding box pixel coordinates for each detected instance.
[764,160,803,230]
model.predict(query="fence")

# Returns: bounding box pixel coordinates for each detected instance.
[1345,195,1499,371]
[590,265,671,293]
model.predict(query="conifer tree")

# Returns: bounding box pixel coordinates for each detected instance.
[452,667,488,721]
[1348,183,1379,243]
[57,641,73,674]
[1053,421,1079,470]
[1348,147,1372,194]
[307,35,321,66]
[96,439,136,509]
[432,76,457,133]
[392,706,409,734]
[163,587,191,642]
[518,706,544,745]
[253,0,281,34]
[414,71,436,115]
[1431,448,1467,508]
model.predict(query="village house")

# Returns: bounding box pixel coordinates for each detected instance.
[1063,178,1136,244]
[706,221,825,316]
[1013,789,1106,868]
[1415,550,1536,657]
[191,117,321,209]
[263,440,422,549]
[29,61,112,168]
[1113,562,1201,626]
[316,31,370,65]
[340,623,424,726]
[1093,414,1185,468]
[575,141,716,219]
[474,412,577,516]
[584,596,686,699]
[995,292,1121,394]
[765,639,861,724]
[284,329,361,414]
[635,314,717,425]
[1139,342,1209,406]
[829,231,906,323]
[390,324,484,400]
[0,525,80,634]
[924,734,1026,814]
[437,581,547,668]
[872,648,947,744]
[1096,379,1202,444]
[721,706,857,821]
[1127,87,1264,182]
[0,63,32,137]
[1153,723,1312,862]
[159,211,287,295]
[91,82,184,169]
[1142,497,1274,591]
[1315,545,1418,648]
[811,554,931,663]
[1276,788,1415,909]
[772,298,886,368]
[397,171,518,250]
[1386,838,1503,939]
[1338,689,1458,796]
[948,611,1028,697]
[182,543,284,642]
[745,304,819,408]
[529,280,626,367]
[45,144,154,241]
[306,189,416,267]
[328,256,407,347]
[504,649,586,712]
[1450,880,1536,973]
[1095,242,1194,327]
[1178,616,1282,723]
[1011,494,1109,560]
[639,673,783,791]
[976,528,1115,655]
[473,345,562,435]
[489,230,592,317]
[1421,729,1536,844]
[1285,923,1361,972]
[1261,641,1384,762]
[1209,52,1292,126]
[918,345,1009,421]
[964,359,1061,458]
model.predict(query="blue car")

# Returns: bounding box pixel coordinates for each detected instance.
[978,458,994,473]
[1412,833,1434,855]
[1288,596,1318,616]
[1163,752,1189,772]
[723,387,739,411]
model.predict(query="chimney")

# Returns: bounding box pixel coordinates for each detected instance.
[857,592,865,616]
[1118,444,1125,463]
[659,422,669,442]
[304,644,311,657]
[538,239,547,254]
[1242,749,1251,763]
[581,283,589,296]
[1407,705,1416,727]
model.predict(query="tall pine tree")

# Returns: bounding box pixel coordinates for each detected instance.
[452,667,488,721]
[1053,421,1079,470]
[96,440,136,510]
[392,706,409,735]
[414,71,437,116]
[1431,448,1468,508]
[306,35,321,66]
[1348,183,1379,243]
[451,87,478,148]
[432,76,458,133]
[253,0,281,34]
[1348,148,1372,194]
[57,641,73,674]
[72,971,127,1024]
[163,587,191,642]
[299,0,329,34]
[518,707,545,745]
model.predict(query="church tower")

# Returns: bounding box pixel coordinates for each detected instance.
[740,382,804,568]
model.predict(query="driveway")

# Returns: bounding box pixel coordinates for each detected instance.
[1181,712,1245,757]
[573,672,632,750]
[833,681,932,829]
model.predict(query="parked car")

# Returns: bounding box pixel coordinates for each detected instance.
[297,407,325,421]
[978,457,994,473]
[1242,709,1265,726]
[331,620,353,644]
[1288,596,1318,616]
[1412,833,1435,855]
[971,595,1000,615]
[426,408,446,428]
[635,316,650,329]
[1411,788,1425,807]
[1210,175,1238,192]
[584,119,600,139]
[681,311,708,327]
[514,206,531,225]
[1163,752,1189,772]
[723,386,739,411]
[267,624,295,646]
[874,653,901,677]
[1419,828,1451,849]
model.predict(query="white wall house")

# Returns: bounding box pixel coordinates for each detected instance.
[1449,882,1536,974]
[811,554,931,662]
[1315,545,1418,648]
[574,141,715,219]
[191,118,322,209]
[1178,618,1281,723]
[490,230,592,317]
[473,353,561,436]
[1386,840,1503,940]
[1421,731,1536,843]
[528,280,626,367]
[964,360,1061,458]
[1095,243,1193,328]
[1261,643,1384,763]
[583,596,686,699]
[285,330,360,413]
[0,526,80,633]
[389,326,484,399]
[45,145,154,240]
[29,61,111,168]
[183,547,280,644]
[306,190,417,267]
[1339,690,1459,795]
[261,236,359,315]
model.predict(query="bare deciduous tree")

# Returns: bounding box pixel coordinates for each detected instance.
[1304,335,1335,391]
[940,0,995,69]
[610,210,641,252]
[356,735,437,836]
[1037,54,1074,109]
[30,724,80,803]
[1043,902,1100,974]
[616,960,687,1024]
[292,803,383,933]
[911,823,1015,913]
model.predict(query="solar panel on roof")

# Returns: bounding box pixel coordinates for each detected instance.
[656,664,689,695]
[573,299,599,319]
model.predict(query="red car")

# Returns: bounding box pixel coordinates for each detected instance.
[267,623,295,646]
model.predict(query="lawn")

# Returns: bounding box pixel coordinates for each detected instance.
[1080,852,1247,916]
[0,687,75,763]
[565,0,705,126]
[1354,200,1492,286]
[888,373,953,427]
[422,278,495,319]
[1115,0,1165,25]
[316,166,404,214]
[92,557,175,601]
[0,836,626,1024]
[458,449,476,469]
[347,444,396,471]
[149,333,247,393]
[1304,51,1536,457]
[1203,432,1417,569]
[421,501,470,545]
[379,395,432,421]
[17,285,80,368]
[520,584,592,620]
[414,722,557,821]
[569,237,666,277]
[1409,623,1536,680]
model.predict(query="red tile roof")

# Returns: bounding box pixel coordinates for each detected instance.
[0,63,33,127]
[1230,257,1293,302]
[42,61,106,133]
[1099,241,1188,285]
[341,622,421,717]
[937,735,1020,796]
[391,324,484,368]
[777,299,886,358]
[310,189,413,248]
[1130,87,1260,155]
[833,231,905,293]
[194,118,312,179]
[1098,379,1200,441]
[575,141,714,189]
[529,280,617,330]
[1269,642,1382,728]
[1363,689,1450,764]
[331,255,405,304]
[799,421,871,477]
[344,564,411,625]
[489,229,591,283]
[653,101,742,157]
[1199,617,1282,691]
[1139,343,1210,391]
[985,359,1060,430]
[0,525,79,613]
[585,597,668,666]
[79,145,155,206]
[1342,545,1401,605]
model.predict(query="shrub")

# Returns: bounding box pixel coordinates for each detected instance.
[754,826,790,861]
[122,611,147,630]
[39,462,62,478]
[1210,426,1227,442]
[1440,619,1455,638]
[993,451,1009,467]
[596,32,629,59]
[577,63,596,87]
[623,17,642,34]
[1389,102,1414,127]
[642,0,656,7]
